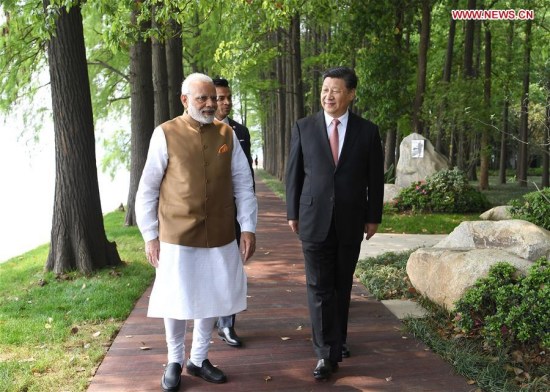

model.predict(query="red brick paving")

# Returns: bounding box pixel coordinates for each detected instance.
[87,180,473,392]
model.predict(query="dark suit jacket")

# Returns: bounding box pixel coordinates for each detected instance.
[228,118,253,172]
[286,110,384,244]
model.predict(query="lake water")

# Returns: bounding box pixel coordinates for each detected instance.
[0,115,129,263]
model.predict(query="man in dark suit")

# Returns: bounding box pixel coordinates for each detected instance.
[286,67,384,380]
[213,77,254,347]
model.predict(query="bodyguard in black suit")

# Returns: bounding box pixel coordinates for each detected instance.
[213,77,254,348]
[286,67,384,380]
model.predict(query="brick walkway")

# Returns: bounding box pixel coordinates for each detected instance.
[87,180,473,392]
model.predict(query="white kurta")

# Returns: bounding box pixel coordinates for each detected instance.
[135,124,257,320]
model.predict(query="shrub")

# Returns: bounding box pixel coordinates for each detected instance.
[454,259,550,350]
[395,168,490,213]
[356,251,415,300]
[509,187,550,231]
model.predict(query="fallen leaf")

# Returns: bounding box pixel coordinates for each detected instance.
[281,337,291,341]
[264,251,270,255]
[81,283,86,289]
[264,375,272,382]
[513,367,524,376]
[467,380,476,385]
[71,327,79,334]
[140,346,151,350]
[45,323,52,329]
[125,335,133,338]
[385,376,393,382]
[92,331,101,337]
[296,325,303,331]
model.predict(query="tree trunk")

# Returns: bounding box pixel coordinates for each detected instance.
[442,0,457,83]
[44,0,121,274]
[518,19,531,187]
[499,21,514,185]
[438,0,458,153]
[384,126,397,174]
[412,0,431,134]
[463,0,476,79]
[152,6,170,127]
[499,99,509,184]
[543,92,550,188]
[125,3,154,226]
[275,28,286,180]
[291,13,304,123]
[479,23,491,190]
[166,19,183,119]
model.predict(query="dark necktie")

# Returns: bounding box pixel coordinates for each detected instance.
[329,118,340,164]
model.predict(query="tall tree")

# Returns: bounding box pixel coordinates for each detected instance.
[479,22,491,190]
[437,0,458,153]
[166,19,183,119]
[125,1,154,226]
[517,19,532,187]
[412,0,431,134]
[543,90,550,188]
[152,5,170,127]
[43,0,121,274]
[498,21,514,185]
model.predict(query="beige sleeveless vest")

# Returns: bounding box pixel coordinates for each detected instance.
[158,114,235,247]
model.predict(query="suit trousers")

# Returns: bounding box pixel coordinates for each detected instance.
[302,218,361,363]
[217,218,242,329]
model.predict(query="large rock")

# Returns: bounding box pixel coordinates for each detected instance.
[434,219,550,261]
[395,133,450,189]
[407,248,533,311]
[479,206,512,221]
[384,184,400,203]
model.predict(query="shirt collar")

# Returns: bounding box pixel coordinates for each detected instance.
[324,110,349,129]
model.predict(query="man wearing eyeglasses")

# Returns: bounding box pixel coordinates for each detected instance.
[136,73,257,391]
[212,77,254,348]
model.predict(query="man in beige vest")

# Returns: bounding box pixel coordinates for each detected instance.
[136,73,257,391]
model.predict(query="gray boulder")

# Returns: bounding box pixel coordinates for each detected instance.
[434,219,550,261]
[479,206,512,221]
[407,248,532,311]
[395,133,449,189]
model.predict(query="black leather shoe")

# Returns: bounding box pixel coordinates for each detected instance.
[161,362,182,392]
[342,343,350,358]
[313,359,338,380]
[186,359,227,384]
[218,326,242,347]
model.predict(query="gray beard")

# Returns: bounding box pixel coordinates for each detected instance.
[188,104,215,124]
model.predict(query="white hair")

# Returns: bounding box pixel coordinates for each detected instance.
[181,73,213,95]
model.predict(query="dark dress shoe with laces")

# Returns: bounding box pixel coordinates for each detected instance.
[313,358,338,380]
[218,326,242,347]
[161,362,182,391]
[186,359,227,384]
[342,343,350,358]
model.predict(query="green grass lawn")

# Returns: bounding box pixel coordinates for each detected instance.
[0,212,154,392]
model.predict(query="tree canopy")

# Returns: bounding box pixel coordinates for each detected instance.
[0,0,549,271]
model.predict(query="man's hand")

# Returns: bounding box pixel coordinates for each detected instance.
[240,232,256,262]
[145,238,160,267]
[288,220,299,234]
[364,223,379,240]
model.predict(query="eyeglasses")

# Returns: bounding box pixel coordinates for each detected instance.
[187,95,217,104]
